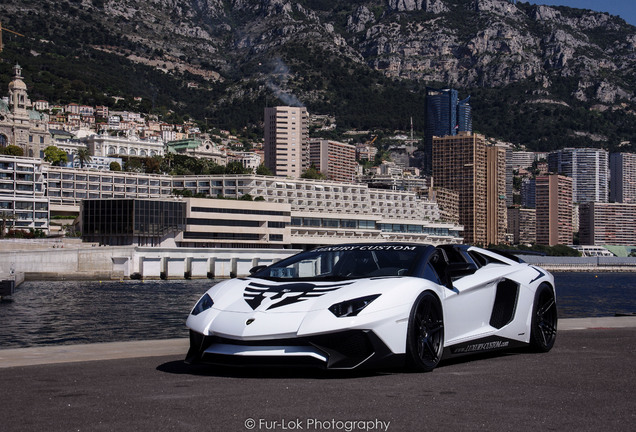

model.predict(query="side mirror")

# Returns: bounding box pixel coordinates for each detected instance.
[249,265,267,275]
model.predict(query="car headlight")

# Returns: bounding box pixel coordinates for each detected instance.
[329,295,380,317]
[191,293,214,316]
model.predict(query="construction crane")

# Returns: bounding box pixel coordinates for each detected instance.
[0,22,24,53]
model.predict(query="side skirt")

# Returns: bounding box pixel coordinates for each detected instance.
[443,336,527,359]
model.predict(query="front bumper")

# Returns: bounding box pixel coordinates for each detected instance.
[185,329,402,370]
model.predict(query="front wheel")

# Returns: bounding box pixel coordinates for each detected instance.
[530,283,558,352]
[406,291,444,372]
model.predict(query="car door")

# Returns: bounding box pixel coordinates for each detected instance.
[442,263,508,344]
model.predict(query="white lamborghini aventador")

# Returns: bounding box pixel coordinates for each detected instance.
[185,243,557,371]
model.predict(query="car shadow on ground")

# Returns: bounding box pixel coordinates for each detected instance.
[156,349,530,379]
[156,359,386,379]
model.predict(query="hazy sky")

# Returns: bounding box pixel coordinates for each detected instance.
[531,1,636,26]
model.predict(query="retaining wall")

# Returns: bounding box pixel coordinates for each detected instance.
[0,246,299,280]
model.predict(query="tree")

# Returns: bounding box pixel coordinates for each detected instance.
[301,164,326,180]
[225,161,249,174]
[123,156,143,172]
[0,210,16,238]
[75,147,92,168]
[144,156,161,174]
[109,161,122,171]
[43,146,68,166]
[256,163,273,176]
[0,145,24,156]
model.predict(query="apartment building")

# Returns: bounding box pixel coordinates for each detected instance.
[432,132,488,244]
[548,148,609,203]
[486,145,508,245]
[535,174,573,246]
[308,138,357,183]
[0,155,49,233]
[509,151,536,170]
[264,106,309,178]
[610,152,636,204]
[356,143,377,161]
[507,207,536,246]
[579,202,636,245]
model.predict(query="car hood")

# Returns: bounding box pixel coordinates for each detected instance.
[207,276,394,314]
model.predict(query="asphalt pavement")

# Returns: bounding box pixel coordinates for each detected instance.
[0,318,634,432]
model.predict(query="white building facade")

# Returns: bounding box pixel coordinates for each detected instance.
[45,167,463,247]
[0,155,49,234]
[83,133,164,158]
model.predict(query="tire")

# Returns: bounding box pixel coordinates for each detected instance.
[406,291,444,372]
[530,283,558,352]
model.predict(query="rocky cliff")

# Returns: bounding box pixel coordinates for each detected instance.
[1,0,635,150]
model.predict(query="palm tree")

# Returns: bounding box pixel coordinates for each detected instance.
[75,147,91,169]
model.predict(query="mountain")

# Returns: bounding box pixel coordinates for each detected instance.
[1,0,635,152]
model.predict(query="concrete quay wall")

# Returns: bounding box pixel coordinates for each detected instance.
[0,246,300,281]
[519,255,636,272]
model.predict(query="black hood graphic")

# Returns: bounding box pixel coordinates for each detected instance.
[244,281,353,311]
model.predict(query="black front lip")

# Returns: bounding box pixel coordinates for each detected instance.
[185,329,402,370]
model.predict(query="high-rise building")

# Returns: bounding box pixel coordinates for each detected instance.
[308,139,357,183]
[505,147,514,207]
[424,88,472,173]
[610,153,636,203]
[433,132,491,244]
[547,148,608,203]
[535,174,573,246]
[521,177,536,208]
[486,145,508,245]
[507,207,536,245]
[264,106,309,178]
[579,202,636,245]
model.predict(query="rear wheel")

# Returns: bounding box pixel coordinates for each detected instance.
[406,291,444,372]
[530,283,558,352]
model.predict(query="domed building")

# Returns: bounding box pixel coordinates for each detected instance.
[0,64,50,157]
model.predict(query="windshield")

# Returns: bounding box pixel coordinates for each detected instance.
[252,244,431,281]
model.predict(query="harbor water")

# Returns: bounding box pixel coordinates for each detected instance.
[0,272,634,349]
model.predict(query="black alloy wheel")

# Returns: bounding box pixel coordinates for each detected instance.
[406,291,444,372]
[530,283,558,352]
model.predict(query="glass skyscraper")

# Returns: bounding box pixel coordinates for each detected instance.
[424,88,472,173]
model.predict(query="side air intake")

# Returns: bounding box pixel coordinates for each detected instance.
[489,279,519,329]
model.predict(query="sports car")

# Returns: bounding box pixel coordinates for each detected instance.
[185,243,557,371]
